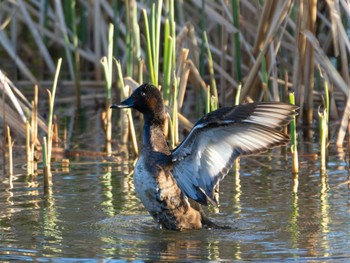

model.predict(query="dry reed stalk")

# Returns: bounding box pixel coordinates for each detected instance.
[177,48,190,110]
[93,0,102,81]
[304,31,350,147]
[31,85,38,174]
[53,115,59,144]
[171,74,179,147]
[292,0,317,125]
[187,60,207,92]
[17,0,55,73]
[126,87,139,156]
[220,4,228,106]
[2,79,6,175]
[115,60,139,156]
[241,0,293,100]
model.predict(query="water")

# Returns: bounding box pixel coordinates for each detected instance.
[1,97,350,261]
[1,150,349,261]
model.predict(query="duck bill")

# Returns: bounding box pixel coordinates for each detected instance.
[110,96,134,109]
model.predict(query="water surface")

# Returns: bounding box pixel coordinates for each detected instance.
[1,149,349,261]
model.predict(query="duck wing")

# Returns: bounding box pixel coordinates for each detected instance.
[171,102,297,205]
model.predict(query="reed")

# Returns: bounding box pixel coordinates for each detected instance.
[7,125,13,177]
[115,60,139,156]
[319,70,330,174]
[2,1,350,193]
[101,23,114,154]
[42,136,52,192]
[66,0,81,108]
[261,55,268,101]
[319,108,327,173]
[203,31,218,106]
[163,19,173,104]
[289,92,299,175]
[26,120,32,175]
[47,58,62,163]
[31,85,38,174]
[125,0,140,78]
[1,87,5,176]
[42,58,62,187]
[142,1,162,89]
[171,73,179,148]
[206,86,211,114]
[234,84,242,175]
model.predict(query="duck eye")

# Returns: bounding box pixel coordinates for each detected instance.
[140,91,146,97]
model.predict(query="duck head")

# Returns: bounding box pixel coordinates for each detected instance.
[111,83,165,123]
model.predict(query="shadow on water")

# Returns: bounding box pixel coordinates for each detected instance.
[1,98,350,261]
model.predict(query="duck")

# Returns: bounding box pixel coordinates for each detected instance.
[111,83,297,230]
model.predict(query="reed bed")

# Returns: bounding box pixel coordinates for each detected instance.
[1,0,350,180]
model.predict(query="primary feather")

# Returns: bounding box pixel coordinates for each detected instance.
[171,102,297,205]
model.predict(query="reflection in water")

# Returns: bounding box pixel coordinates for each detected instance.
[319,172,330,257]
[41,192,63,255]
[288,193,300,249]
[100,168,114,217]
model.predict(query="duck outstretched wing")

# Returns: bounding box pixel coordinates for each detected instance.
[171,102,297,205]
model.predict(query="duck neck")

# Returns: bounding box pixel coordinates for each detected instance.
[142,114,170,155]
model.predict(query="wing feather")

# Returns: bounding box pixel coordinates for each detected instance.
[171,102,297,205]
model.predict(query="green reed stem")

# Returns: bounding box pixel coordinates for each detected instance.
[324,77,330,123]
[100,23,114,148]
[107,23,114,104]
[155,0,163,81]
[43,136,52,191]
[142,9,156,86]
[42,136,47,169]
[231,0,242,82]
[206,86,211,114]
[169,0,176,69]
[78,3,87,48]
[289,92,299,174]
[47,58,62,163]
[163,19,173,104]
[203,31,218,103]
[127,1,141,80]
[115,59,125,95]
